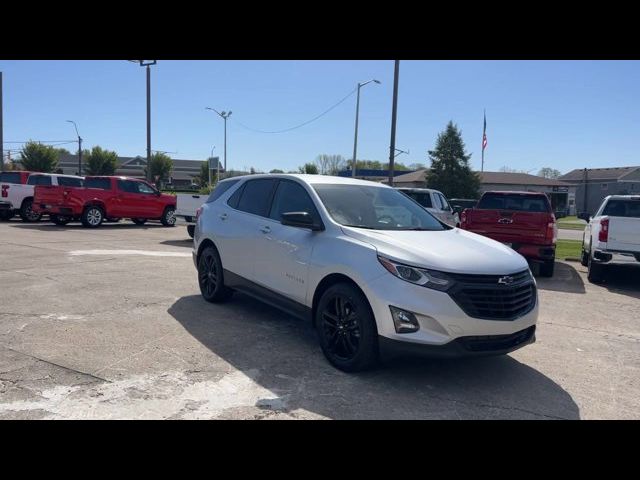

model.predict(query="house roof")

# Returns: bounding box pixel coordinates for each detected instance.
[479,171,572,186]
[560,166,640,182]
[386,169,428,183]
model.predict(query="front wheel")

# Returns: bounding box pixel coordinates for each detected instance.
[197,246,233,302]
[20,199,42,222]
[50,214,71,226]
[161,206,176,227]
[315,283,379,372]
[81,205,104,228]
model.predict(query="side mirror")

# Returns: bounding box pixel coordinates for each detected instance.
[281,211,323,231]
[452,206,462,214]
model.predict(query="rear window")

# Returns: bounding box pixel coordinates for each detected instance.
[477,193,551,212]
[602,199,640,218]
[0,172,22,184]
[402,191,433,208]
[207,180,239,203]
[85,178,112,190]
[57,177,83,187]
[27,175,52,186]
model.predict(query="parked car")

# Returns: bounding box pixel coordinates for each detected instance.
[33,176,177,228]
[450,198,478,215]
[193,174,538,372]
[579,195,640,283]
[459,191,557,277]
[176,192,208,238]
[396,187,459,226]
[1,171,83,222]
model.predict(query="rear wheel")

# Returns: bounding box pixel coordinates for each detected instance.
[580,249,589,267]
[81,205,104,228]
[197,245,233,302]
[132,218,147,225]
[315,283,379,372]
[20,199,41,222]
[50,214,71,226]
[587,249,605,283]
[161,206,176,227]
[540,259,555,277]
[187,225,195,238]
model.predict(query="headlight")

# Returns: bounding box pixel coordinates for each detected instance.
[377,256,454,292]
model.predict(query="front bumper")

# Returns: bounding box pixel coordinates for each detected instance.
[363,272,539,352]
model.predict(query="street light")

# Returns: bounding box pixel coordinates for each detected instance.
[129,60,157,181]
[66,120,82,175]
[206,108,232,177]
[352,79,380,177]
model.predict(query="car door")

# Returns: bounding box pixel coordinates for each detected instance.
[214,178,278,282]
[134,181,162,217]
[430,192,446,222]
[115,180,142,217]
[437,193,456,225]
[253,179,320,304]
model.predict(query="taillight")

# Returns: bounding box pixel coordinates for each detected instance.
[598,218,609,242]
[546,214,557,244]
[195,207,203,220]
[460,210,467,228]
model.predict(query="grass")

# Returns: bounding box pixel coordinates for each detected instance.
[556,239,583,260]
[557,215,587,230]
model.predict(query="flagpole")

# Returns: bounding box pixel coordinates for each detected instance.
[481,109,486,172]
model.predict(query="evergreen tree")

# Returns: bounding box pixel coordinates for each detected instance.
[427,121,480,198]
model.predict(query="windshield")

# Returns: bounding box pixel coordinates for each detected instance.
[313,184,446,231]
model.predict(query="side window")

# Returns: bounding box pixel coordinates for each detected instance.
[227,183,245,209]
[269,180,319,222]
[85,178,111,190]
[438,194,451,211]
[28,175,51,186]
[235,179,277,217]
[0,172,21,184]
[137,182,155,194]
[117,180,138,193]
[432,193,442,209]
[57,177,83,187]
[207,180,240,203]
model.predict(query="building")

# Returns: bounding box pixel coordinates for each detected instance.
[56,153,223,188]
[559,166,640,214]
[388,169,577,214]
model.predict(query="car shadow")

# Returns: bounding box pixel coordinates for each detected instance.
[9,222,166,231]
[168,294,580,420]
[588,265,640,298]
[535,261,586,294]
[160,239,193,247]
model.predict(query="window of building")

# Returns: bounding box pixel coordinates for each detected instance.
[601,183,608,190]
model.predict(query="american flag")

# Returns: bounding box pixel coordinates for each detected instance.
[482,111,487,150]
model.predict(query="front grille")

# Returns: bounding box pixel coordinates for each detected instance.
[448,270,536,321]
[458,326,536,352]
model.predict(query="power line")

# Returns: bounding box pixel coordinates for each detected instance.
[231,86,358,134]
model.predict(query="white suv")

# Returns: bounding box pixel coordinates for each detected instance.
[193,174,538,371]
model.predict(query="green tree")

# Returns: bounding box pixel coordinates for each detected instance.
[298,163,318,174]
[269,169,284,174]
[18,141,60,172]
[195,160,217,188]
[538,167,562,179]
[56,147,71,156]
[426,121,480,198]
[84,146,118,176]
[145,152,174,187]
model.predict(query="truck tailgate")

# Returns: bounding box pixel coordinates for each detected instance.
[34,185,65,206]
[467,210,550,244]
[176,194,206,218]
[607,217,640,252]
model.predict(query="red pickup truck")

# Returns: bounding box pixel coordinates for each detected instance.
[33,176,177,228]
[460,191,557,277]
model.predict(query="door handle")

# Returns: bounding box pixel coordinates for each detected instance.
[260,226,271,234]
[219,213,228,220]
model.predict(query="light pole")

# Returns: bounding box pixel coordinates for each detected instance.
[351,79,380,177]
[66,120,82,175]
[387,61,400,186]
[206,108,232,177]
[129,61,156,181]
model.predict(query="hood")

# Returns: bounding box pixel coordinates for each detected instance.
[162,193,177,204]
[341,226,529,275]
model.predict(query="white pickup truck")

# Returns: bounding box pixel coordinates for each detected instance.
[580,195,640,283]
[1,171,83,222]
[175,193,208,238]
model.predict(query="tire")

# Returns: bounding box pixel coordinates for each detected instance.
[587,250,605,283]
[20,198,42,222]
[540,259,555,277]
[0,210,13,221]
[187,225,195,238]
[161,206,176,227]
[81,205,104,228]
[132,218,147,225]
[315,282,379,372]
[50,214,71,226]
[197,245,233,303]
[580,249,589,267]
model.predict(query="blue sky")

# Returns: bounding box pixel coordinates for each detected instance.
[1,60,639,174]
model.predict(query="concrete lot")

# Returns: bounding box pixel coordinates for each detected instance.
[0,219,638,419]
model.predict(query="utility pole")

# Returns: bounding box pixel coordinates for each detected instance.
[0,71,3,171]
[128,61,156,181]
[351,79,380,177]
[582,168,589,214]
[387,61,400,187]
[66,120,82,174]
